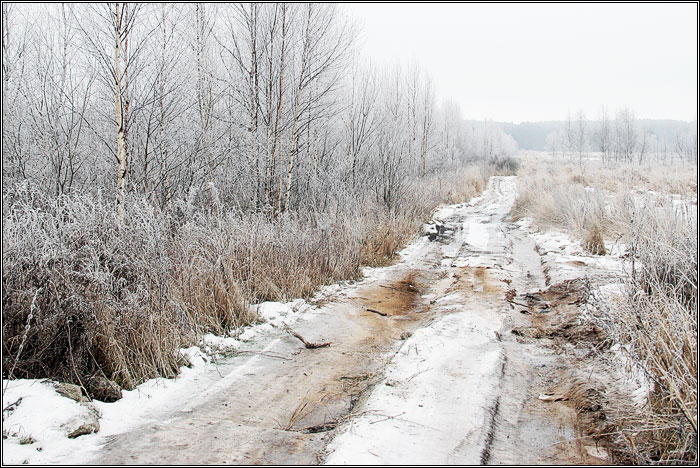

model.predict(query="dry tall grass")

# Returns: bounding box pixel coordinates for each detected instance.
[511,157,697,239]
[512,156,698,464]
[2,164,495,396]
[593,207,697,464]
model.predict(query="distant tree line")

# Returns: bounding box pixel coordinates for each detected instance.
[500,115,696,165]
[544,108,697,165]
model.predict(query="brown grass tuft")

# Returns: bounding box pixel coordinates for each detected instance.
[583,226,606,255]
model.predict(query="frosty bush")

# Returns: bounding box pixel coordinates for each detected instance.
[594,205,697,464]
[2,183,188,391]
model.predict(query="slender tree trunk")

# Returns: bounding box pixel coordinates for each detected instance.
[248,4,260,208]
[123,32,131,191]
[282,6,311,213]
[268,5,286,209]
[2,5,9,164]
[263,5,279,208]
[196,4,213,184]
[159,4,167,207]
[283,87,304,213]
[115,3,126,224]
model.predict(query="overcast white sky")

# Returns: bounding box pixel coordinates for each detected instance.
[342,3,698,123]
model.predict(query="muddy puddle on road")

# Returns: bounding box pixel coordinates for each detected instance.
[451,266,504,296]
[353,271,428,319]
[263,269,440,436]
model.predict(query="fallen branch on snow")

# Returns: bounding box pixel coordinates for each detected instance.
[288,329,332,349]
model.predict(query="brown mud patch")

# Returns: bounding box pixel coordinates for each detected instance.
[451,266,502,296]
[505,278,619,464]
[353,271,426,318]
[510,278,608,350]
[278,270,436,434]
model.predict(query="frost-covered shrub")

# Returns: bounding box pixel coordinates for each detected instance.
[488,156,520,175]
[593,207,697,464]
[2,183,188,391]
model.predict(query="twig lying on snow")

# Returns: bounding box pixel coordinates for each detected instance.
[406,368,431,382]
[288,330,332,349]
[506,298,531,308]
[367,411,441,431]
[3,397,23,417]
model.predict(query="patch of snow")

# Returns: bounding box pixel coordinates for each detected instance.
[453,254,502,269]
[253,299,308,329]
[631,386,650,407]
[463,221,490,251]
[596,282,625,296]
[2,380,92,465]
[325,310,503,465]
[314,282,343,300]
[606,242,628,258]
[201,333,242,353]
[399,235,431,265]
[178,346,210,368]
[433,292,463,304]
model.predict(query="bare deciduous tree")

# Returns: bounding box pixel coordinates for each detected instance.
[594,106,612,163]
[615,107,638,163]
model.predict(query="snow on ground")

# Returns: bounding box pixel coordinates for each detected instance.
[3,348,223,465]
[324,305,504,465]
[1,296,315,465]
[464,218,490,251]
[513,216,626,285]
[2,380,92,465]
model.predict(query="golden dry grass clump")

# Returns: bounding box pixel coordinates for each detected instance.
[583,226,606,255]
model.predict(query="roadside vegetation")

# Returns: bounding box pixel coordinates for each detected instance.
[2,165,501,395]
[511,156,698,464]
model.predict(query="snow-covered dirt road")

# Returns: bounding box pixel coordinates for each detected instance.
[324,176,599,465]
[5,176,618,465]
